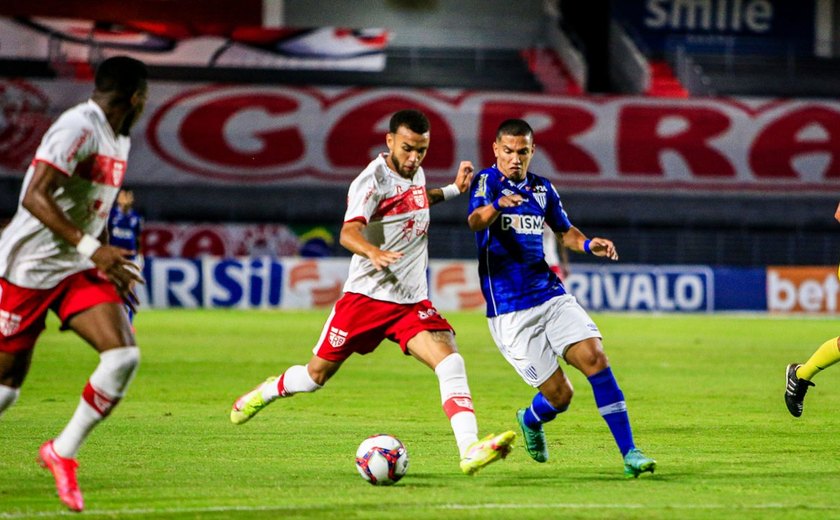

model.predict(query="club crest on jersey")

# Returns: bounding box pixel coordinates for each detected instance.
[0,309,22,337]
[328,327,348,347]
[411,186,426,208]
[534,193,546,208]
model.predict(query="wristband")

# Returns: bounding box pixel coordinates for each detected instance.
[441,183,461,201]
[492,199,502,211]
[76,234,101,259]
[583,239,593,255]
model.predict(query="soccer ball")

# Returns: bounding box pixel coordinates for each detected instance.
[355,434,409,485]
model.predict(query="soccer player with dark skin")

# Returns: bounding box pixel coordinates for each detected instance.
[0,56,147,512]
[784,201,840,417]
[467,118,656,478]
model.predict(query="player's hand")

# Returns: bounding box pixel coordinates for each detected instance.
[835,201,840,223]
[494,194,525,209]
[366,248,404,271]
[91,245,146,292]
[588,238,619,261]
[453,161,474,193]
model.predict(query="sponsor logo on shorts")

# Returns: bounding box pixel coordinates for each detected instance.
[328,327,348,347]
[417,307,438,320]
[0,310,22,337]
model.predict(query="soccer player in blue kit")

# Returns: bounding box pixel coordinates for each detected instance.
[467,119,656,478]
[107,189,143,322]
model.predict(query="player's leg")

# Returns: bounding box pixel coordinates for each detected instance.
[404,319,514,476]
[230,296,367,424]
[54,301,138,459]
[230,354,338,424]
[487,302,566,463]
[38,271,138,512]
[406,330,479,456]
[0,277,50,417]
[516,369,572,463]
[0,350,33,417]
[565,338,655,478]
[785,336,840,417]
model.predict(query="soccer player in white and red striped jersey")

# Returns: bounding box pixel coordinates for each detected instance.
[0,56,148,512]
[230,109,515,475]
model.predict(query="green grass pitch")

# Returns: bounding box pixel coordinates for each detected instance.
[1,310,839,519]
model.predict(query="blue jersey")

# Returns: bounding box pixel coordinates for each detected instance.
[107,208,142,257]
[469,166,573,317]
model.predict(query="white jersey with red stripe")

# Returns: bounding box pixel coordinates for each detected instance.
[0,100,129,289]
[342,153,430,304]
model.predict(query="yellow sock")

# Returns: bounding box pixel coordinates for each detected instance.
[797,337,840,381]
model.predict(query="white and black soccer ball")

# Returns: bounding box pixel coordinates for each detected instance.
[355,434,409,486]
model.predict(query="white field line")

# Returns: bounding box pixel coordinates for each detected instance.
[3,502,840,519]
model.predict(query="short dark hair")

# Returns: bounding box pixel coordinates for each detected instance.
[389,109,430,135]
[94,56,148,100]
[496,119,534,141]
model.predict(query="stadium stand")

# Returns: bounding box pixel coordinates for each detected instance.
[676,52,840,98]
[1,0,838,267]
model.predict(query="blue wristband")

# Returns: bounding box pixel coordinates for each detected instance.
[583,239,593,255]
[492,199,502,211]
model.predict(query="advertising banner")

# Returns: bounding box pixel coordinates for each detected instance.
[612,0,816,55]
[137,258,796,313]
[2,80,839,194]
[766,266,840,313]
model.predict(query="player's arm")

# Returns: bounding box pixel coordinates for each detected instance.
[467,194,525,231]
[427,161,474,206]
[22,162,144,290]
[559,226,618,261]
[835,201,840,223]
[339,220,403,271]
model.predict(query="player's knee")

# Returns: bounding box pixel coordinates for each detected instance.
[434,352,466,378]
[104,346,141,378]
[0,385,20,415]
[93,346,140,399]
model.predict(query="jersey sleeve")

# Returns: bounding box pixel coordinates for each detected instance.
[468,170,497,214]
[34,115,97,177]
[343,169,381,224]
[544,183,573,233]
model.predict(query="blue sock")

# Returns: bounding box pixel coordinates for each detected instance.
[588,367,635,456]
[522,392,567,430]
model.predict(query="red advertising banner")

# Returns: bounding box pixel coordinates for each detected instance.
[2,80,839,193]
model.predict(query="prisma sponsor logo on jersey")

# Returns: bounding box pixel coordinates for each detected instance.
[139,257,284,308]
[767,266,839,313]
[500,214,544,235]
[565,266,713,312]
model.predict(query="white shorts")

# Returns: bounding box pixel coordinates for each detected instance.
[487,294,601,388]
